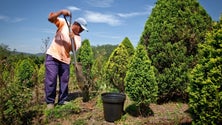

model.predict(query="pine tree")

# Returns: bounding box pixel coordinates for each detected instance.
[121,37,134,57]
[105,40,131,92]
[77,39,94,102]
[139,0,212,102]
[125,44,158,116]
[188,17,222,124]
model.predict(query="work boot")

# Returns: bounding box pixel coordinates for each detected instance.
[47,103,54,109]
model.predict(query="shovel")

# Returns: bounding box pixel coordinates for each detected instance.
[64,15,86,89]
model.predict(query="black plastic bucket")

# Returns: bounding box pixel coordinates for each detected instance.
[101,92,126,122]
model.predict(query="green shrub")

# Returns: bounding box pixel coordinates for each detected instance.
[77,39,94,77]
[125,44,158,116]
[77,39,94,102]
[188,18,222,124]
[2,82,32,124]
[105,43,129,92]
[0,47,42,124]
[3,58,37,124]
[139,0,212,102]
[14,58,37,88]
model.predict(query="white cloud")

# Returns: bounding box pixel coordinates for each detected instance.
[84,11,121,26]
[117,5,154,18]
[117,12,147,18]
[0,15,9,21]
[0,15,25,23]
[86,0,114,7]
[67,6,81,11]
[11,17,25,23]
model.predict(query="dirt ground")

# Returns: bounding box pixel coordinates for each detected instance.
[39,91,192,125]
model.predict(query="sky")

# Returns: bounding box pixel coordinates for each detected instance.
[0,0,221,54]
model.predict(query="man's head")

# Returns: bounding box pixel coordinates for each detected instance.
[75,18,88,31]
[72,18,88,35]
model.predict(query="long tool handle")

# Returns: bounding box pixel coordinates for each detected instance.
[64,15,77,65]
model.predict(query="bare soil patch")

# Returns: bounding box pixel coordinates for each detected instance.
[40,91,192,125]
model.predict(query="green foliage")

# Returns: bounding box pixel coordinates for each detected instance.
[14,58,37,88]
[34,63,45,103]
[0,46,35,124]
[91,51,107,91]
[0,46,46,124]
[139,0,212,102]
[155,42,192,102]
[3,83,32,124]
[188,18,222,124]
[77,39,94,77]
[91,44,118,91]
[105,42,130,92]
[37,64,45,84]
[0,44,11,59]
[92,44,118,61]
[0,44,16,87]
[77,39,94,102]
[44,101,81,120]
[69,62,79,90]
[124,44,158,115]
[121,37,135,56]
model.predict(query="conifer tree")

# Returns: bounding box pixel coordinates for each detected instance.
[139,0,212,102]
[188,17,222,124]
[77,39,94,102]
[125,44,158,116]
[122,37,134,57]
[105,40,130,92]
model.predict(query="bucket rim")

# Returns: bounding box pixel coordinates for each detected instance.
[101,92,126,103]
[101,92,126,96]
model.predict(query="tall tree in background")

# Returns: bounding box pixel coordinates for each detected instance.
[188,17,222,124]
[77,39,94,102]
[105,38,134,92]
[139,0,212,102]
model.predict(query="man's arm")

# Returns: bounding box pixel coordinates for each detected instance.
[48,9,71,23]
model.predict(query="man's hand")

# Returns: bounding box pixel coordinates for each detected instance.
[69,32,74,39]
[61,9,71,17]
[48,9,71,23]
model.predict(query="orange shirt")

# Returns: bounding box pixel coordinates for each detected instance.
[46,18,81,64]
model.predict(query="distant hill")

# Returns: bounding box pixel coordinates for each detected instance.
[35,53,44,57]
[1,43,117,59]
[12,51,44,57]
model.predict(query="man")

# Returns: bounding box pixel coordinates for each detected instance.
[45,9,88,109]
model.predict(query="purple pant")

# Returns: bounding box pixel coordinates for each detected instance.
[45,54,70,104]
